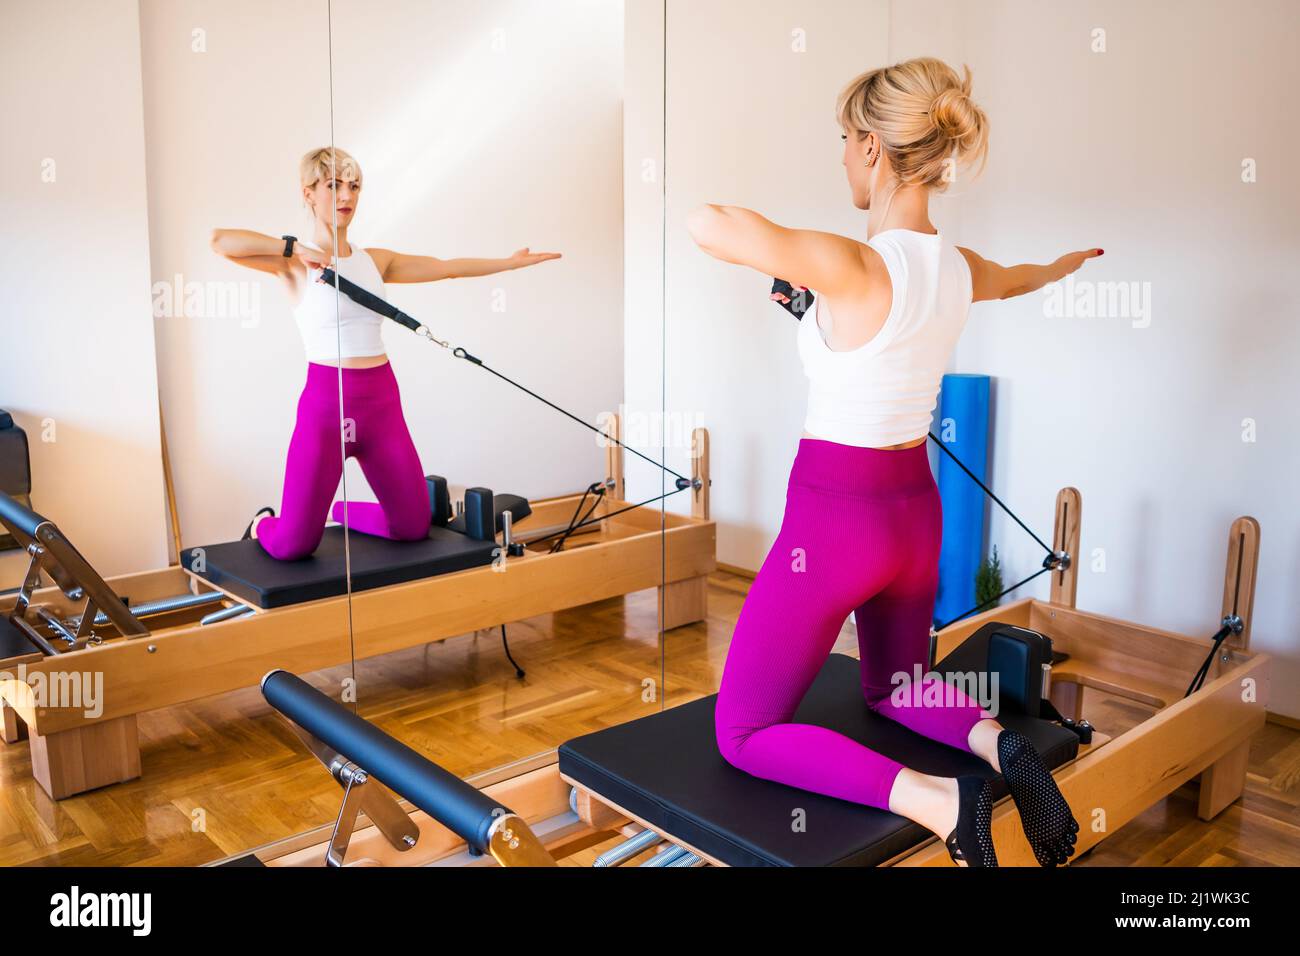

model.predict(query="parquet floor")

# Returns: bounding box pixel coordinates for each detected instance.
[0,570,1294,866]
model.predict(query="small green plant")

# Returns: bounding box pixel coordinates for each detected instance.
[975,545,1004,611]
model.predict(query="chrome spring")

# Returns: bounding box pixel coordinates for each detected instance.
[94,590,226,625]
[639,845,688,868]
[593,828,664,867]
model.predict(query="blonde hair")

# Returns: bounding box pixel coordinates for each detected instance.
[836,57,988,191]
[299,146,362,189]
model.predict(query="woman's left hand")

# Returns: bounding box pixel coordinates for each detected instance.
[510,247,563,269]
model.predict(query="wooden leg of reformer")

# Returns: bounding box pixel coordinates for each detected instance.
[1196,737,1251,821]
[28,715,141,799]
[1,700,27,744]
[660,576,708,630]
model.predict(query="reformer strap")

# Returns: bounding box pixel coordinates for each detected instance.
[320,267,691,485]
[319,267,423,335]
[927,432,1055,557]
[1185,623,1234,697]
[933,565,1054,632]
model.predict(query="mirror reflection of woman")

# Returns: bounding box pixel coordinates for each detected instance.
[688,59,1100,866]
[211,147,560,560]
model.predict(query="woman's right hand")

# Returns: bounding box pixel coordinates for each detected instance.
[771,278,806,305]
[294,242,333,271]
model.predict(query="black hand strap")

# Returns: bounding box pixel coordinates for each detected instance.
[281,235,297,258]
[319,267,423,333]
[771,277,814,319]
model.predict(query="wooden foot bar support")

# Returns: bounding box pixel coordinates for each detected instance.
[658,427,713,631]
[1049,487,1081,608]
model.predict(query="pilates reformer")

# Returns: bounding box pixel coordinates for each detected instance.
[0,268,727,800]
[0,418,714,799]
[228,488,1267,868]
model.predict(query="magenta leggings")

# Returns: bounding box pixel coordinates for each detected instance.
[256,362,430,561]
[715,438,992,811]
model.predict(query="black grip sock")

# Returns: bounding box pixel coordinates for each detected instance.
[945,774,998,867]
[998,728,1080,866]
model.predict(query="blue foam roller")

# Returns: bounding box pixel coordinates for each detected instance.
[933,373,990,627]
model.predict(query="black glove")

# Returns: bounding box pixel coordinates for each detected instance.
[771,278,814,319]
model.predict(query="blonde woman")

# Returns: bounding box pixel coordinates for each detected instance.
[688,58,1100,866]
[211,148,559,559]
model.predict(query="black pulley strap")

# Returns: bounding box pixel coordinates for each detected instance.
[262,669,507,853]
[318,266,692,484]
[455,351,690,483]
[526,486,689,550]
[320,267,424,335]
[926,432,1055,557]
[1184,624,1234,697]
[933,564,1054,632]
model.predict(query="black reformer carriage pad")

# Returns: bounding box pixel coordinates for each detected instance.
[559,645,1080,867]
[182,525,498,609]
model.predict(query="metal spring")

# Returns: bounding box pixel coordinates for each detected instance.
[639,845,688,868]
[93,590,226,625]
[593,828,664,867]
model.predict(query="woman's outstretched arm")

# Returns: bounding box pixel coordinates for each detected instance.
[686,204,871,298]
[957,246,1103,302]
[368,247,562,284]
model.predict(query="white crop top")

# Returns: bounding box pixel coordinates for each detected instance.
[293,245,388,363]
[796,229,973,448]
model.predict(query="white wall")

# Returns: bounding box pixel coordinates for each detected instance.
[651,0,893,558]
[142,0,626,550]
[0,0,169,581]
[646,0,1299,716]
[139,0,333,552]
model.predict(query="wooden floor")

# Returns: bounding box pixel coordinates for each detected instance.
[0,569,1295,867]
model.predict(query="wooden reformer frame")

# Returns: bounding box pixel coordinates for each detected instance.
[0,416,715,800]
[239,487,1269,868]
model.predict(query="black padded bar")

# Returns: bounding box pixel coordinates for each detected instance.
[262,670,509,853]
[0,489,44,542]
[320,267,422,333]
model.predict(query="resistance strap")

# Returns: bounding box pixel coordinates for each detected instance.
[322,267,692,487]
[321,269,694,552]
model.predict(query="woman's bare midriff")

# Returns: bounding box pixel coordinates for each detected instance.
[340,354,390,369]
[801,429,926,451]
